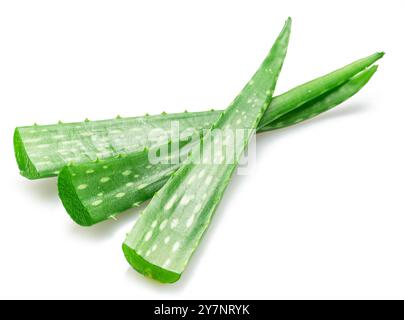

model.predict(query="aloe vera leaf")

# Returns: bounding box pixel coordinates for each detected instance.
[14,112,220,179]
[58,61,380,227]
[121,19,292,283]
[259,52,384,126]
[261,64,379,131]
[58,151,182,225]
[14,52,384,180]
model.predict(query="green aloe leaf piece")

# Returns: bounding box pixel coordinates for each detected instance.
[14,112,220,179]
[121,18,292,283]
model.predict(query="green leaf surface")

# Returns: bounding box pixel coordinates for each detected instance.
[14,112,220,179]
[122,19,292,283]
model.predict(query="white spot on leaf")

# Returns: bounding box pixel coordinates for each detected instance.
[137,183,147,190]
[193,204,202,214]
[180,195,193,206]
[122,170,132,176]
[144,231,153,242]
[92,200,103,206]
[187,175,196,185]
[164,195,177,211]
[115,192,125,198]
[186,215,195,228]
[205,175,213,185]
[172,241,180,252]
[159,219,168,231]
[163,259,171,268]
[198,169,206,179]
[170,218,178,229]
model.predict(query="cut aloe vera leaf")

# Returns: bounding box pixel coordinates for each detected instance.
[14,112,220,179]
[58,61,380,227]
[59,150,184,226]
[122,18,292,283]
[14,52,384,180]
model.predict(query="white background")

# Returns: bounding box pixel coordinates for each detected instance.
[0,0,403,299]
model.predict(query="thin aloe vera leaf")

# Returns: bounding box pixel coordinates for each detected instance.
[259,52,384,126]
[121,19,292,283]
[58,62,380,227]
[14,52,384,180]
[261,65,379,131]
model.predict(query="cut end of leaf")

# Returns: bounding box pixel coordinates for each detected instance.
[13,128,41,180]
[122,243,181,284]
[58,166,95,227]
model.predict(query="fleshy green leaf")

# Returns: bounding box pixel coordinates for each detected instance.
[122,18,292,283]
